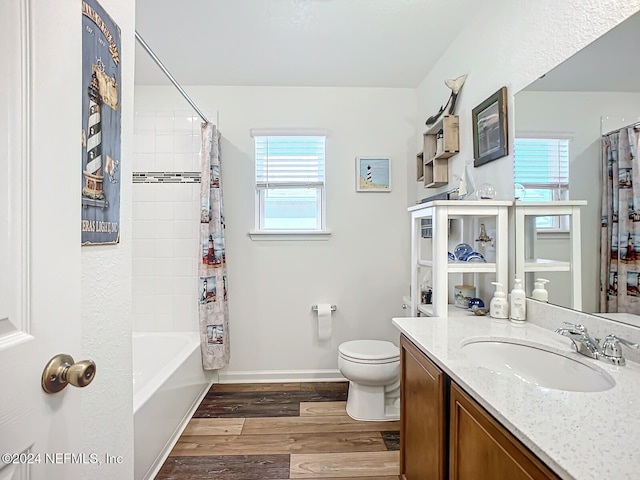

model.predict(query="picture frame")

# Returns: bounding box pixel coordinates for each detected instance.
[472,86,508,167]
[356,156,391,192]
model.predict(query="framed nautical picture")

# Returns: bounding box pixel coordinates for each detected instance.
[472,86,508,167]
[356,156,391,192]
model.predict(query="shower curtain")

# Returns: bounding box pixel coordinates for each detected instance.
[600,125,640,313]
[198,123,229,369]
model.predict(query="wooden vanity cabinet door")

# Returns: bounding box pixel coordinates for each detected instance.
[449,382,559,480]
[400,335,447,480]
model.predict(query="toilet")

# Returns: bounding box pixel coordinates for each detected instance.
[338,339,400,421]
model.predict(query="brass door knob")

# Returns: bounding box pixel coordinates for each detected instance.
[41,354,96,394]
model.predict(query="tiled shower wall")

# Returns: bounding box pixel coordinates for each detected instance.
[132,111,204,333]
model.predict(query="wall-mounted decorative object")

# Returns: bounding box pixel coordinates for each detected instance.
[472,86,508,167]
[425,74,468,126]
[81,0,122,245]
[356,157,391,192]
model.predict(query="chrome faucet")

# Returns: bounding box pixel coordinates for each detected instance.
[555,322,600,359]
[555,322,639,365]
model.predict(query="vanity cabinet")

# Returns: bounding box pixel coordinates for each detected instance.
[408,200,511,317]
[400,335,560,480]
[400,335,447,479]
[449,382,559,480]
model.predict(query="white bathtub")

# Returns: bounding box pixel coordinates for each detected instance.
[133,332,213,480]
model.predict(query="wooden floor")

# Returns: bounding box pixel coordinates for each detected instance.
[155,382,400,479]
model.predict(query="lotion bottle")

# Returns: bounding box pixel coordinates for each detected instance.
[510,277,526,323]
[532,278,550,302]
[489,282,508,319]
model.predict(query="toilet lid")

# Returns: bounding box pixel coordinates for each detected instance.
[339,340,399,362]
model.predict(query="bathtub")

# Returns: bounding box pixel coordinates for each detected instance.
[133,332,213,480]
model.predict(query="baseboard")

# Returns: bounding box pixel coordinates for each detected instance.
[143,378,214,480]
[218,369,346,384]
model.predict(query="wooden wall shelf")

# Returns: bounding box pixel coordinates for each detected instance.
[424,157,448,187]
[422,115,459,188]
[416,152,424,181]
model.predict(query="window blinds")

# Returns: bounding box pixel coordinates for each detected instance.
[513,138,569,189]
[255,136,326,189]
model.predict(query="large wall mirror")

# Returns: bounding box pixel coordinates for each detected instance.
[514,11,640,327]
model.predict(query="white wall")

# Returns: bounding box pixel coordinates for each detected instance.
[134,86,416,379]
[515,91,640,312]
[81,0,134,478]
[413,0,640,291]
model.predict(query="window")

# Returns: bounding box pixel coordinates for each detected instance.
[514,138,570,230]
[252,131,327,235]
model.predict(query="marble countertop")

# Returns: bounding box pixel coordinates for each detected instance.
[393,315,640,480]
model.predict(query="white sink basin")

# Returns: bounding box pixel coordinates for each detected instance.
[462,340,615,392]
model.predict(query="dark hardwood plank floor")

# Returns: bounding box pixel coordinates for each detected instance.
[157,455,290,480]
[155,382,400,479]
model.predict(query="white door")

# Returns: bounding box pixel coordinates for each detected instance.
[0,2,86,479]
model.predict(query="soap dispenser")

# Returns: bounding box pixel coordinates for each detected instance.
[532,278,550,302]
[510,277,526,323]
[489,282,508,319]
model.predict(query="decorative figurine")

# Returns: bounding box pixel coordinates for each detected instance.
[425,74,468,126]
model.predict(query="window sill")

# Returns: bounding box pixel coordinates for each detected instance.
[248,230,332,241]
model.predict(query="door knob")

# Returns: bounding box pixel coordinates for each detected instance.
[41,354,96,394]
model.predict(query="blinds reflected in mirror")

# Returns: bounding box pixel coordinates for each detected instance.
[514,138,570,229]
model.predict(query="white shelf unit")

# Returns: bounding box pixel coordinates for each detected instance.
[408,200,511,317]
[513,200,586,310]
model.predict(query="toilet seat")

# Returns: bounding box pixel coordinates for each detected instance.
[339,340,399,364]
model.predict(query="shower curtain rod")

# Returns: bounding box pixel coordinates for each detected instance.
[603,120,640,137]
[135,31,209,124]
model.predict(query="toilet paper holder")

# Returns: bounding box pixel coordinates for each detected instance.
[312,304,337,312]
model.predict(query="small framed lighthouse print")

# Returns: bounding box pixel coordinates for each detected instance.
[356,157,391,192]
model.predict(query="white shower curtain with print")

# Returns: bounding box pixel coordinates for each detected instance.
[198,123,229,369]
[601,125,640,313]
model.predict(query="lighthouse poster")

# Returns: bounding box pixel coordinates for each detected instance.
[81,0,121,245]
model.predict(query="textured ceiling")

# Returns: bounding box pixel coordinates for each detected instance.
[134,0,481,87]
[525,10,640,92]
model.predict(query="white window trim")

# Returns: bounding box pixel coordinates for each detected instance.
[248,230,332,241]
[515,131,574,141]
[251,129,331,240]
[251,128,329,137]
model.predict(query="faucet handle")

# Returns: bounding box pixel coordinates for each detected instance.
[600,334,639,366]
[560,322,587,333]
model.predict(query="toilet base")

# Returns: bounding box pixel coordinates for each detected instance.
[345,381,400,422]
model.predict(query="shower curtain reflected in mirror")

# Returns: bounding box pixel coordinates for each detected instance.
[601,125,640,313]
[198,123,229,369]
